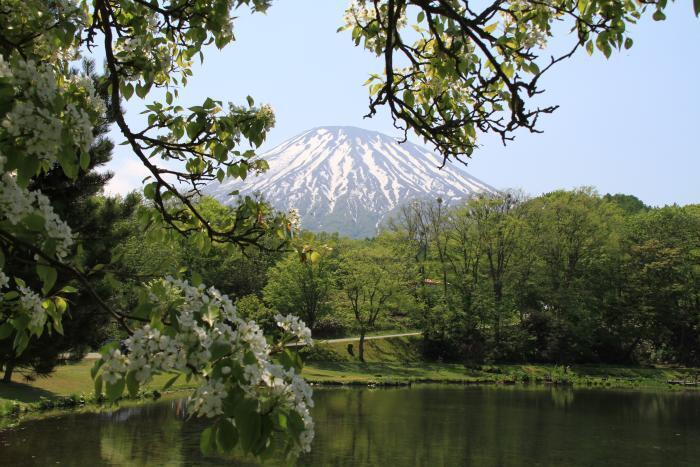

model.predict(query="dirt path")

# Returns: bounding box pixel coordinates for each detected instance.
[311,332,421,345]
[83,332,422,358]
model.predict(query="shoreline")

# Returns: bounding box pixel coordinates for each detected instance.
[3,363,699,425]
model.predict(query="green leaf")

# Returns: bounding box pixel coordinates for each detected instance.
[24,213,46,232]
[403,90,415,107]
[309,251,321,264]
[287,410,305,438]
[94,375,103,398]
[143,182,157,200]
[210,341,231,361]
[275,411,288,430]
[277,348,296,371]
[13,330,29,355]
[121,82,134,100]
[91,359,104,379]
[2,291,19,301]
[0,322,14,340]
[106,377,126,401]
[652,9,666,21]
[191,271,203,287]
[80,150,90,171]
[98,341,119,357]
[52,316,64,335]
[126,371,140,398]
[695,0,700,16]
[234,398,261,453]
[200,426,216,455]
[135,81,151,99]
[37,264,57,295]
[162,374,181,391]
[216,418,238,453]
[624,38,634,50]
[246,95,255,107]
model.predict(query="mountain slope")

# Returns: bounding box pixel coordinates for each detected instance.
[205,126,496,238]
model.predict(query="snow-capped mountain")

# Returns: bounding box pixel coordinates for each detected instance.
[205,126,496,238]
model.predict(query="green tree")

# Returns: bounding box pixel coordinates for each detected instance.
[337,245,409,362]
[517,189,624,362]
[604,193,649,215]
[264,242,335,333]
[622,206,700,364]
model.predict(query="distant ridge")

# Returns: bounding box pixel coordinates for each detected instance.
[205,126,496,238]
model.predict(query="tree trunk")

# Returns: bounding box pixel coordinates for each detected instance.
[2,356,14,383]
[358,330,366,363]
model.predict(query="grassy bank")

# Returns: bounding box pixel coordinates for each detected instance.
[301,335,700,389]
[2,335,699,417]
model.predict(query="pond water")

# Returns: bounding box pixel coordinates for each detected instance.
[1,385,699,466]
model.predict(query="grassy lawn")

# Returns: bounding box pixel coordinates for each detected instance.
[2,335,699,415]
[301,336,700,388]
[0,359,197,414]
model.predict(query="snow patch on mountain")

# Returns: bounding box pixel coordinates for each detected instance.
[205,126,496,238]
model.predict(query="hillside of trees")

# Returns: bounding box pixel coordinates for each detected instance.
[6,187,697,380]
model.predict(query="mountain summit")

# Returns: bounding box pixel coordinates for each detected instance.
[205,126,496,238]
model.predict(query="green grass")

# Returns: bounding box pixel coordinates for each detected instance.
[303,335,424,363]
[301,335,700,389]
[0,359,196,415]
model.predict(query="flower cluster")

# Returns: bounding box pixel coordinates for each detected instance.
[101,348,129,385]
[17,284,47,329]
[1,59,103,166]
[0,173,74,258]
[276,314,313,346]
[190,380,228,418]
[501,0,551,50]
[97,277,315,455]
[343,0,408,55]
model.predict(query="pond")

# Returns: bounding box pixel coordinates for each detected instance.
[1,385,699,466]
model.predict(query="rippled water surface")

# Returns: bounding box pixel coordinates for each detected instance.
[1,385,700,466]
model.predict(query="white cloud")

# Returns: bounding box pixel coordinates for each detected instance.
[104,156,152,196]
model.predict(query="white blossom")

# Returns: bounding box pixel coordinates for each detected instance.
[98,278,315,453]
[17,284,47,329]
[0,173,74,258]
[276,313,313,346]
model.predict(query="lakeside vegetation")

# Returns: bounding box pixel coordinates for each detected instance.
[3,335,700,423]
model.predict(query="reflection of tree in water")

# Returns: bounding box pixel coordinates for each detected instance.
[302,386,700,467]
[99,401,184,466]
[3,388,700,466]
[550,387,575,409]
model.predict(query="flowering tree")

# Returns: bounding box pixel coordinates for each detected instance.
[0,0,693,460]
[342,0,697,163]
[0,0,313,458]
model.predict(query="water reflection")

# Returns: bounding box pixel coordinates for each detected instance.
[0,386,699,466]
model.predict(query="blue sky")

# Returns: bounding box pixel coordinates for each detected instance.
[106,1,700,206]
